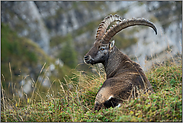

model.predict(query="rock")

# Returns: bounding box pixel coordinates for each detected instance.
[1,1,50,54]
[42,78,50,87]
[20,80,25,86]
[49,64,55,71]
[2,2,181,62]
[121,2,182,71]
[22,79,33,94]
[55,59,64,67]
[38,76,51,87]
[17,90,24,98]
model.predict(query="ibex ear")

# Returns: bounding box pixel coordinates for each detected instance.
[109,40,115,50]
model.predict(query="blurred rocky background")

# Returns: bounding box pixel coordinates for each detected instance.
[1,1,182,100]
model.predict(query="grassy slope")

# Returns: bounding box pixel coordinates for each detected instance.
[1,23,73,101]
[1,60,182,122]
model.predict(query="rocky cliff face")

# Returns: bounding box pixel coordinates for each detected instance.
[121,1,182,70]
[1,1,182,71]
[2,1,50,53]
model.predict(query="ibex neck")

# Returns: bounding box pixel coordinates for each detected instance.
[103,46,124,78]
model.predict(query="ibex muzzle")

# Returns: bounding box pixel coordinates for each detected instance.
[84,14,157,111]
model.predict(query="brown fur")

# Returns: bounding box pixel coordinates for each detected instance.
[93,46,154,110]
[85,44,154,111]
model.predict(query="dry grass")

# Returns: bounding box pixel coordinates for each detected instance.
[1,57,182,122]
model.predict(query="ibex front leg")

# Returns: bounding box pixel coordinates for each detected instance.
[94,79,129,111]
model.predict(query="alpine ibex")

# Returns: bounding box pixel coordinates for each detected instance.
[84,14,157,111]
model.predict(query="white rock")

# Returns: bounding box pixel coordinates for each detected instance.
[23,80,32,94]
[49,64,55,71]
[55,59,64,67]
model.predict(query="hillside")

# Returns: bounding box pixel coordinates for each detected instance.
[1,1,182,100]
[2,1,182,70]
[1,60,182,122]
[1,23,74,100]
[1,1,182,121]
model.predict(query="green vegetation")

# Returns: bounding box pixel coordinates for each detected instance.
[1,9,182,122]
[50,34,71,47]
[1,23,39,85]
[1,2,182,122]
[59,34,77,69]
[1,23,74,101]
[1,59,182,122]
[113,33,138,49]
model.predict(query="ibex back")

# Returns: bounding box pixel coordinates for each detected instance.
[84,14,157,111]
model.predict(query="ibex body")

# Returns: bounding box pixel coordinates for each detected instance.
[84,14,157,111]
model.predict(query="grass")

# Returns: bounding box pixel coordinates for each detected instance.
[1,22,81,117]
[1,58,182,122]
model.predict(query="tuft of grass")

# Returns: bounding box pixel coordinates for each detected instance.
[1,59,182,122]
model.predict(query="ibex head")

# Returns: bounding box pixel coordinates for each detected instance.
[84,14,157,65]
[84,39,115,65]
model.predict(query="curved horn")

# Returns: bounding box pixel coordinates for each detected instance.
[101,17,157,44]
[95,14,123,41]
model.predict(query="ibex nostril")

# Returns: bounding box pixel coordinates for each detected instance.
[84,56,89,60]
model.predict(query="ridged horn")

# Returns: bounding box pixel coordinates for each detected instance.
[95,14,123,41]
[101,17,157,44]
